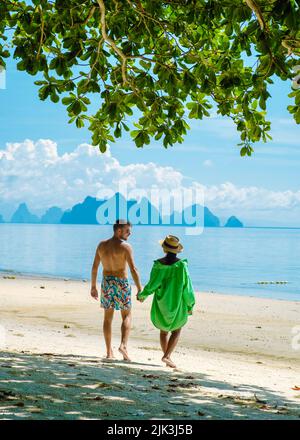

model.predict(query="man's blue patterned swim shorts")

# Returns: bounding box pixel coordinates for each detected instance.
[100,275,132,310]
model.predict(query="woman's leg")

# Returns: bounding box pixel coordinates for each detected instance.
[162,328,182,368]
[160,330,169,353]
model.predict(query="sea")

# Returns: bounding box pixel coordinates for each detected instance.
[0,224,299,301]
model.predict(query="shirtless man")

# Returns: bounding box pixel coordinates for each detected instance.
[90,219,142,361]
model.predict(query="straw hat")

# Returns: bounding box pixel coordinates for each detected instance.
[158,235,183,254]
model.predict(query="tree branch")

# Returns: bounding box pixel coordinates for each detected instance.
[88,37,104,79]
[245,0,266,30]
[245,1,300,56]
[281,38,300,55]
[96,0,128,85]
[36,5,45,59]
[83,6,96,25]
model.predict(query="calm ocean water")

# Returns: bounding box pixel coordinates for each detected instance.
[0,224,299,301]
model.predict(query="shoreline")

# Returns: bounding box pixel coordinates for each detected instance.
[1,223,300,229]
[0,269,87,283]
[1,270,299,303]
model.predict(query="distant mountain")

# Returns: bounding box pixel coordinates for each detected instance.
[4,195,242,228]
[60,194,222,227]
[61,196,102,224]
[204,206,220,227]
[40,207,63,224]
[61,193,137,225]
[10,203,40,224]
[163,205,220,227]
[0,214,4,223]
[224,216,243,228]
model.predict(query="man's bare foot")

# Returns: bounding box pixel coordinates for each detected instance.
[118,345,131,361]
[162,356,177,368]
[106,351,115,359]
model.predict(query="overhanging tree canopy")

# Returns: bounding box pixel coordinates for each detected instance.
[0,0,299,155]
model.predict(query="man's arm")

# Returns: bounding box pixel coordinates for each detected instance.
[124,244,142,293]
[90,244,101,300]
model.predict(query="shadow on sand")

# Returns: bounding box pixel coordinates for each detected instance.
[0,350,299,420]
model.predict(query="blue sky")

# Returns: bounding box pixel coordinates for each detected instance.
[0,55,299,227]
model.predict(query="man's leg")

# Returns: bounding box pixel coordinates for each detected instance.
[160,330,169,354]
[119,309,132,361]
[103,308,115,358]
[162,328,182,368]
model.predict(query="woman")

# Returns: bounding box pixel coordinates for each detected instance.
[137,235,195,368]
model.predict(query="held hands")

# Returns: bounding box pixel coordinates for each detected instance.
[136,289,144,303]
[90,286,98,300]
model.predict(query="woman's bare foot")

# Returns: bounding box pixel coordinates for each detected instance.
[162,356,177,368]
[118,345,131,361]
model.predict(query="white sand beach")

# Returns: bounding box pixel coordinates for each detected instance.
[0,275,300,420]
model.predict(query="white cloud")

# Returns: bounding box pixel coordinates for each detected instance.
[0,138,300,225]
[191,181,300,210]
[0,139,183,213]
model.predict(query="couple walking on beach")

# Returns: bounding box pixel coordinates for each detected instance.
[90,220,195,368]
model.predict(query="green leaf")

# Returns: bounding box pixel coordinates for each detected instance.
[76,117,85,128]
[121,122,130,131]
[114,125,121,138]
[50,92,59,103]
[68,100,82,116]
[99,140,107,153]
[2,0,297,152]
[62,96,74,105]
[259,96,266,110]
[139,59,151,70]
[38,85,51,101]
[240,146,247,156]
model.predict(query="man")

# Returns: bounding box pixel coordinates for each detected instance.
[90,219,142,361]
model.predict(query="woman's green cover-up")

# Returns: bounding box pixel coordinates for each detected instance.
[137,259,195,331]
